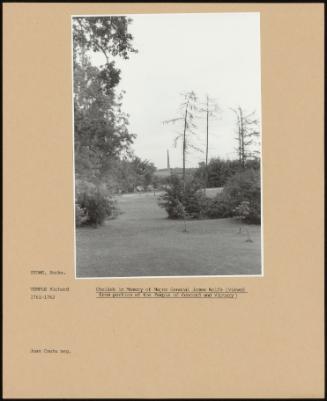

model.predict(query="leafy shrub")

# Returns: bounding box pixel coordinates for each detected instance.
[233,200,251,221]
[202,195,234,219]
[75,179,117,227]
[223,169,261,224]
[158,169,261,223]
[75,204,88,227]
[158,175,203,219]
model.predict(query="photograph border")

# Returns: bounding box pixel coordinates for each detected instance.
[71,12,264,280]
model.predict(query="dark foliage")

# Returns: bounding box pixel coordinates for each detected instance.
[194,158,260,189]
[194,158,240,188]
[201,195,234,219]
[159,168,261,224]
[223,168,261,223]
[75,180,117,227]
[158,175,203,219]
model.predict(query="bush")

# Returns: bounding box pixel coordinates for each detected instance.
[75,179,117,227]
[75,204,88,227]
[158,168,261,224]
[158,175,203,219]
[223,169,261,224]
[203,195,234,219]
[234,200,252,221]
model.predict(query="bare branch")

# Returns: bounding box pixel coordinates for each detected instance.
[163,117,183,125]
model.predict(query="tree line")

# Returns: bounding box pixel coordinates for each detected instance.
[159,92,261,226]
[73,17,158,226]
[163,91,260,188]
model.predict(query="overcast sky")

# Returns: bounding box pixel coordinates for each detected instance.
[90,12,261,169]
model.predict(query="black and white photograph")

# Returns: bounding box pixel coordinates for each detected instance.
[73,12,262,278]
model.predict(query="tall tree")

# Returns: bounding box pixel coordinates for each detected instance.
[72,17,137,182]
[163,91,201,233]
[163,91,201,188]
[73,17,137,67]
[199,95,219,193]
[231,106,260,169]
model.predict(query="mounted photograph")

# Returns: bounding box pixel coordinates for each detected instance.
[73,12,262,278]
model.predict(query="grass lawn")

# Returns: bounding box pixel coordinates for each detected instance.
[76,192,262,277]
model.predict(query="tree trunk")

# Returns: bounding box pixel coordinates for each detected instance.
[239,107,245,169]
[205,95,209,194]
[182,102,189,191]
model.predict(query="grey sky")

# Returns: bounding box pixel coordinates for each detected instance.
[91,12,261,169]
